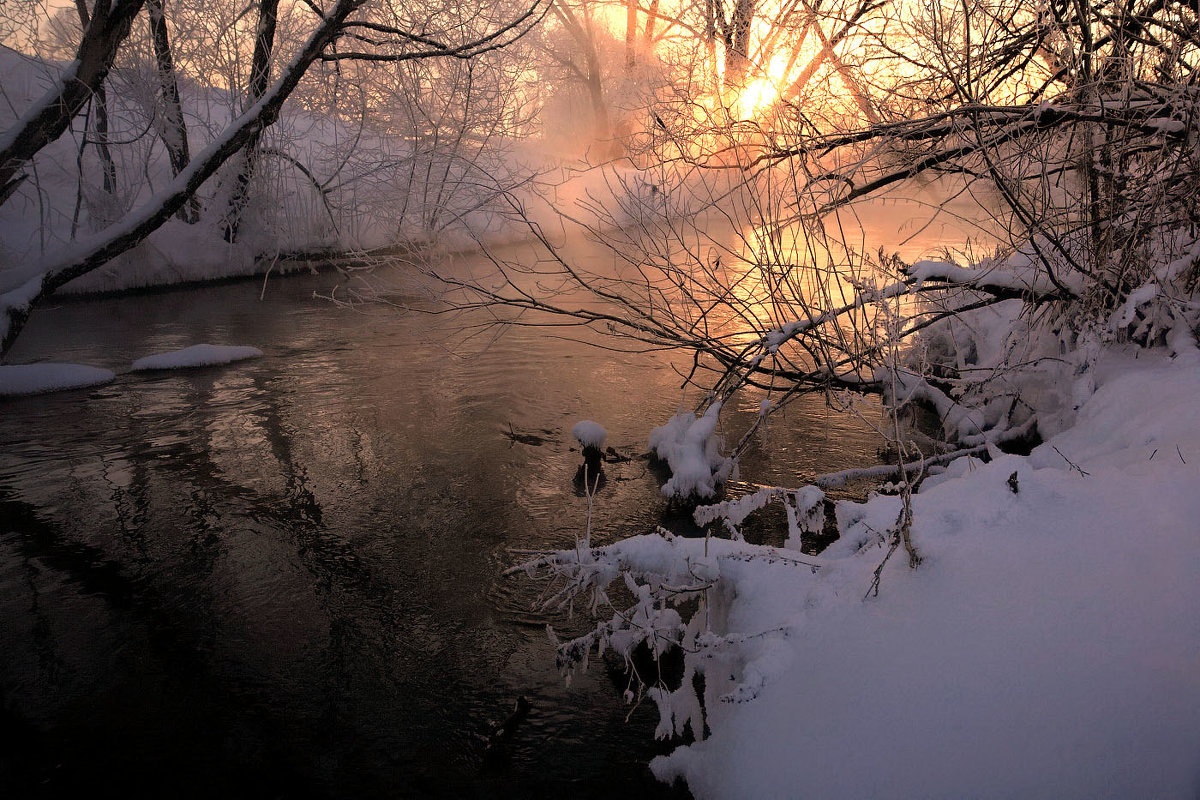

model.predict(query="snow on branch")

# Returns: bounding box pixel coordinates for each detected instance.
[694,485,826,549]
[750,258,1066,372]
[905,260,1070,300]
[0,276,43,354]
[510,529,826,734]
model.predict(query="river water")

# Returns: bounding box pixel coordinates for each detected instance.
[0,239,888,798]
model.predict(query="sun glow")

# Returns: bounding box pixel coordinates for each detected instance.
[567,0,806,121]
[735,78,779,117]
[733,51,793,117]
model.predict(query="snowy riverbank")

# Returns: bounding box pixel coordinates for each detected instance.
[0,45,639,300]
[649,346,1200,798]
[524,339,1200,798]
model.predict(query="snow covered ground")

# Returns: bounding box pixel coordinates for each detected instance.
[527,346,1200,799]
[668,351,1200,798]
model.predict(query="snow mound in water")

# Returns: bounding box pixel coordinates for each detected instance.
[0,363,115,396]
[572,420,608,448]
[131,344,263,371]
[648,402,731,499]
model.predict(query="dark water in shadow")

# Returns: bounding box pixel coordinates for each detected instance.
[0,246,884,798]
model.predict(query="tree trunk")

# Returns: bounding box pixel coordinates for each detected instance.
[704,0,718,86]
[642,0,659,45]
[0,0,146,209]
[725,0,754,87]
[221,0,280,243]
[74,1,119,227]
[93,83,118,201]
[586,56,611,142]
[147,0,199,223]
[625,0,637,69]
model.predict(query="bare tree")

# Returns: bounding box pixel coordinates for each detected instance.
[0,0,146,206]
[146,0,198,222]
[0,0,550,357]
[220,0,279,242]
[544,0,617,144]
[422,0,1198,492]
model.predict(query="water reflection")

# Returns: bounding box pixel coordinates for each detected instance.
[0,246,884,797]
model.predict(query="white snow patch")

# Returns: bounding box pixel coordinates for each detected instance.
[1146,118,1186,134]
[783,485,826,550]
[648,403,732,499]
[572,420,608,448]
[131,344,263,371]
[0,363,115,396]
[1113,281,1159,328]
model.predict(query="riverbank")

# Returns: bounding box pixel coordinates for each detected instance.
[635,344,1200,797]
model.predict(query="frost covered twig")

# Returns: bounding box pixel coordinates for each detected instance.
[509,528,833,734]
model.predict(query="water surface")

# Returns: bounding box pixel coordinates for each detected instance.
[0,244,884,798]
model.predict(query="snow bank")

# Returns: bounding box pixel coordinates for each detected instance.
[572,420,608,449]
[645,350,1200,798]
[0,48,565,298]
[527,349,1200,799]
[0,363,115,396]
[131,344,263,371]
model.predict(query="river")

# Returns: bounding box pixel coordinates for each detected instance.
[0,238,888,798]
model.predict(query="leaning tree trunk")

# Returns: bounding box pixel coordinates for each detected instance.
[147,0,199,222]
[781,0,875,107]
[0,0,146,209]
[811,20,879,124]
[221,0,279,243]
